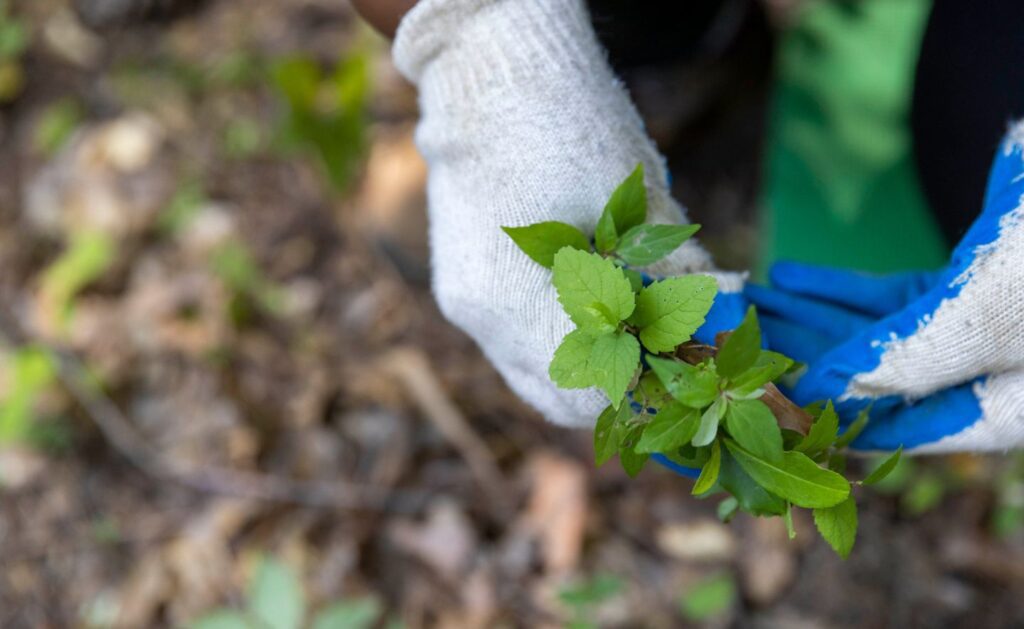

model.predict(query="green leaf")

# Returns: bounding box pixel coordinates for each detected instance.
[724,440,850,509]
[559,573,624,608]
[828,453,847,474]
[549,329,640,407]
[311,598,382,629]
[835,407,870,448]
[716,306,761,380]
[784,502,797,539]
[501,222,590,268]
[41,231,117,326]
[646,356,719,409]
[34,98,83,157]
[813,496,858,559]
[862,446,903,485]
[663,443,710,469]
[692,398,725,447]
[619,446,649,478]
[595,164,647,252]
[0,21,27,61]
[623,268,644,294]
[796,401,839,455]
[728,351,794,397]
[594,212,619,254]
[190,610,253,629]
[615,224,700,266]
[594,403,631,466]
[870,455,913,494]
[591,332,641,407]
[248,557,305,629]
[724,399,783,463]
[629,275,717,353]
[717,448,786,516]
[581,302,619,333]
[901,473,945,516]
[549,329,599,389]
[636,370,671,408]
[552,248,635,327]
[679,573,735,622]
[635,403,701,453]
[0,345,58,444]
[692,440,721,495]
[717,497,739,523]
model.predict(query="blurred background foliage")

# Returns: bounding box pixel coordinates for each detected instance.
[1,0,1024,628]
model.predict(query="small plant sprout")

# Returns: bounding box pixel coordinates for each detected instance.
[191,556,386,629]
[503,164,904,558]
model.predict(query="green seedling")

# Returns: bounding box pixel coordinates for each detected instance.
[504,164,903,557]
[679,573,736,622]
[223,116,265,160]
[209,241,285,327]
[558,573,623,629]
[870,455,952,517]
[0,0,27,103]
[158,179,207,236]
[34,98,83,156]
[39,230,117,330]
[270,49,370,195]
[192,556,386,629]
[0,345,56,444]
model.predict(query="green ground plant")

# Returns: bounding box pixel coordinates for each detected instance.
[39,230,117,331]
[558,573,623,629]
[270,50,370,195]
[503,165,902,558]
[33,98,83,156]
[0,345,57,445]
[0,0,27,103]
[192,556,390,629]
[678,572,736,623]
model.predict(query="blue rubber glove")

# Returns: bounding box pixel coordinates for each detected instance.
[746,122,1024,453]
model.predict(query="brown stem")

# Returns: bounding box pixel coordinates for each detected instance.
[761,382,814,435]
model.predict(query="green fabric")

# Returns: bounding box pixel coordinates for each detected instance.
[758,0,949,278]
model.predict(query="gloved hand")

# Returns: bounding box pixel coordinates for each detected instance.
[393,0,746,428]
[746,122,1024,453]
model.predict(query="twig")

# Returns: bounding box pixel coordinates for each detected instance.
[381,347,511,514]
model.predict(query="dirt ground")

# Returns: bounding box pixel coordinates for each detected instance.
[3,1,1024,627]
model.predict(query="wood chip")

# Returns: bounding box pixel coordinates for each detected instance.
[521,451,588,575]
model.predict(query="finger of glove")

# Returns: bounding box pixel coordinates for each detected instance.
[767,261,942,317]
[907,372,1024,453]
[651,453,700,479]
[744,283,875,339]
[693,289,749,346]
[849,379,984,452]
[759,314,839,365]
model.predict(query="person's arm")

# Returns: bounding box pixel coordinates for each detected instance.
[350,0,418,38]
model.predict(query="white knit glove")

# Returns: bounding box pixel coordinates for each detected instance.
[392,0,746,427]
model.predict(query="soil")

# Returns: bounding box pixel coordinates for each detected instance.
[2,1,1024,628]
